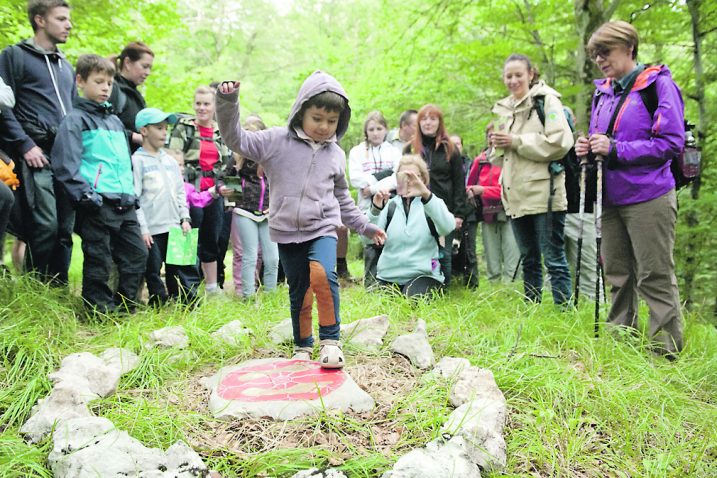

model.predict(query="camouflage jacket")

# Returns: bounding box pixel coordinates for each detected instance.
[168,116,232,189]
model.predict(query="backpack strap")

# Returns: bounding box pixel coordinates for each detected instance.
[385,199,440,248]
[532,95,546,125]
[606,74,639,136]
[638,82,658,119]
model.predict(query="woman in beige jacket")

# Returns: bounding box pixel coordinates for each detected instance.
[489,54,574,306]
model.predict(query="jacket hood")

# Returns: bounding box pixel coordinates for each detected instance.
[288,70,351,140]
[19,39,67,60]
[594,64,670,94]
[495,80,561,110]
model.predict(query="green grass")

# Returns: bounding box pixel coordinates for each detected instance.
[1,256,716,477]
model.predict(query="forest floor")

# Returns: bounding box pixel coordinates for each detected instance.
[1,248,716,477]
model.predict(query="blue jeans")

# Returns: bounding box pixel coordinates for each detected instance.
[234,214,279,297]
[278,236,340,347]
[511,212,572,305]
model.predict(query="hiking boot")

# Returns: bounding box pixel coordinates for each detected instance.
[319,339,344,369]
[292,346,313,361]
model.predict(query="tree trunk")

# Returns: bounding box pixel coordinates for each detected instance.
[572,0,621,131]
[682,0,706,311]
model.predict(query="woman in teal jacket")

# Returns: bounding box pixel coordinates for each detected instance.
[368,155,455,297]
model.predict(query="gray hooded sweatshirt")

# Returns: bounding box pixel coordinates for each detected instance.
[216,70,379,244]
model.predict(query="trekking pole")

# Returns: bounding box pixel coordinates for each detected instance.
[512,255,523,282]
[573,157,588,307]
[594,155,604,338]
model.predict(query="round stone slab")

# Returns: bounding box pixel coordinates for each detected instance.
[203,359,374,421]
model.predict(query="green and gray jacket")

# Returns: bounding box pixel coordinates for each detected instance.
[52,97,136,207]
[168,116,231,189]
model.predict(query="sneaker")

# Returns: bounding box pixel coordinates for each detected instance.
[292,346,313,361]
[319,339,344,369]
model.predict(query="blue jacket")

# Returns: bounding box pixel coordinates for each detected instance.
[52,97,136,207]
[368,194,455,285]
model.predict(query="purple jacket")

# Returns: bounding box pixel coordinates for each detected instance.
[216,71,379,244]
[589,65,684,207]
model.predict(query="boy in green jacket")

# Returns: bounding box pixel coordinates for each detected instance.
[52,54,147,314]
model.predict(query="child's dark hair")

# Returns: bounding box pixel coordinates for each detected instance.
[292,91,346,129]
[304,91,346,113]
[76,54,116,81]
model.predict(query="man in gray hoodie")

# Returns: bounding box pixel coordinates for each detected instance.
[0,0,76,284]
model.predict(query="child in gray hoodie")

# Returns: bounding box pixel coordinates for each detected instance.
[217,71,386,368]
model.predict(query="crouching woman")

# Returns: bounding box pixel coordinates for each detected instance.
[368,155,455,297]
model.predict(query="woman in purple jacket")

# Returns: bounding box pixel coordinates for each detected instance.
[575,21,684,358]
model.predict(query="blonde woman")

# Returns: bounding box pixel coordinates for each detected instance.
[368,155,455,297]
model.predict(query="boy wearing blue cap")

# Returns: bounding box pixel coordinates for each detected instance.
[132,108,202,306]
[53,54,147,314]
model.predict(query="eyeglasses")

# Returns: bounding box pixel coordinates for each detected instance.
[591,47,611,60]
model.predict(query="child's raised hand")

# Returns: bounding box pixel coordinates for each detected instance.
[218,81,240,95]
[372,228,387,246]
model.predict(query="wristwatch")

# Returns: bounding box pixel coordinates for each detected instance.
[180,218,191,225]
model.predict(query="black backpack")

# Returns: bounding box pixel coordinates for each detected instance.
[532,96,596,213]
[633,82,701,190]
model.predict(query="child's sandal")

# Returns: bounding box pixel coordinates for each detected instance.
[319,340,344,369]
[292,346,313,361]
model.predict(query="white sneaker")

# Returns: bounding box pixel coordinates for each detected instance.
[292,346,313,361]
[319,340,344,369]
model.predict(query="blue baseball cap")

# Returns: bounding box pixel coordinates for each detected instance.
[135,108,178,130]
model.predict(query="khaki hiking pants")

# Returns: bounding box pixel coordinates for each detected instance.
[601,190,683,354]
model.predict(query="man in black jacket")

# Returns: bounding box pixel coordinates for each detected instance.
[0,0,77,284]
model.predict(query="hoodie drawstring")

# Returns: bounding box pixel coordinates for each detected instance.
[45,55,67,117]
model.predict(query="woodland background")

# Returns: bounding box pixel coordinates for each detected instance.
[1,0,715,318]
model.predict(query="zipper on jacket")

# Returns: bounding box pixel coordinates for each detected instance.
[93,164,103,189]
[296,148,319,240]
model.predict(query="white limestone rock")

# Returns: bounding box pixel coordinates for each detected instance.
[48,352,122,398]
[442,398,507,473]
[203,358,374,421]
[383,438,481,478]
[20,381,94,444]
[449,367,505,408]
[433,357,471,379]
[211,320,252,347]
[390,319,435,369]
[49,417,208,478]
[341,315,389,348]
[100,347,140,375]
[146,326,189,349]
[269,318,294,345]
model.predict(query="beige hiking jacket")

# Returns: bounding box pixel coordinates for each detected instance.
[490,81,574,219]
